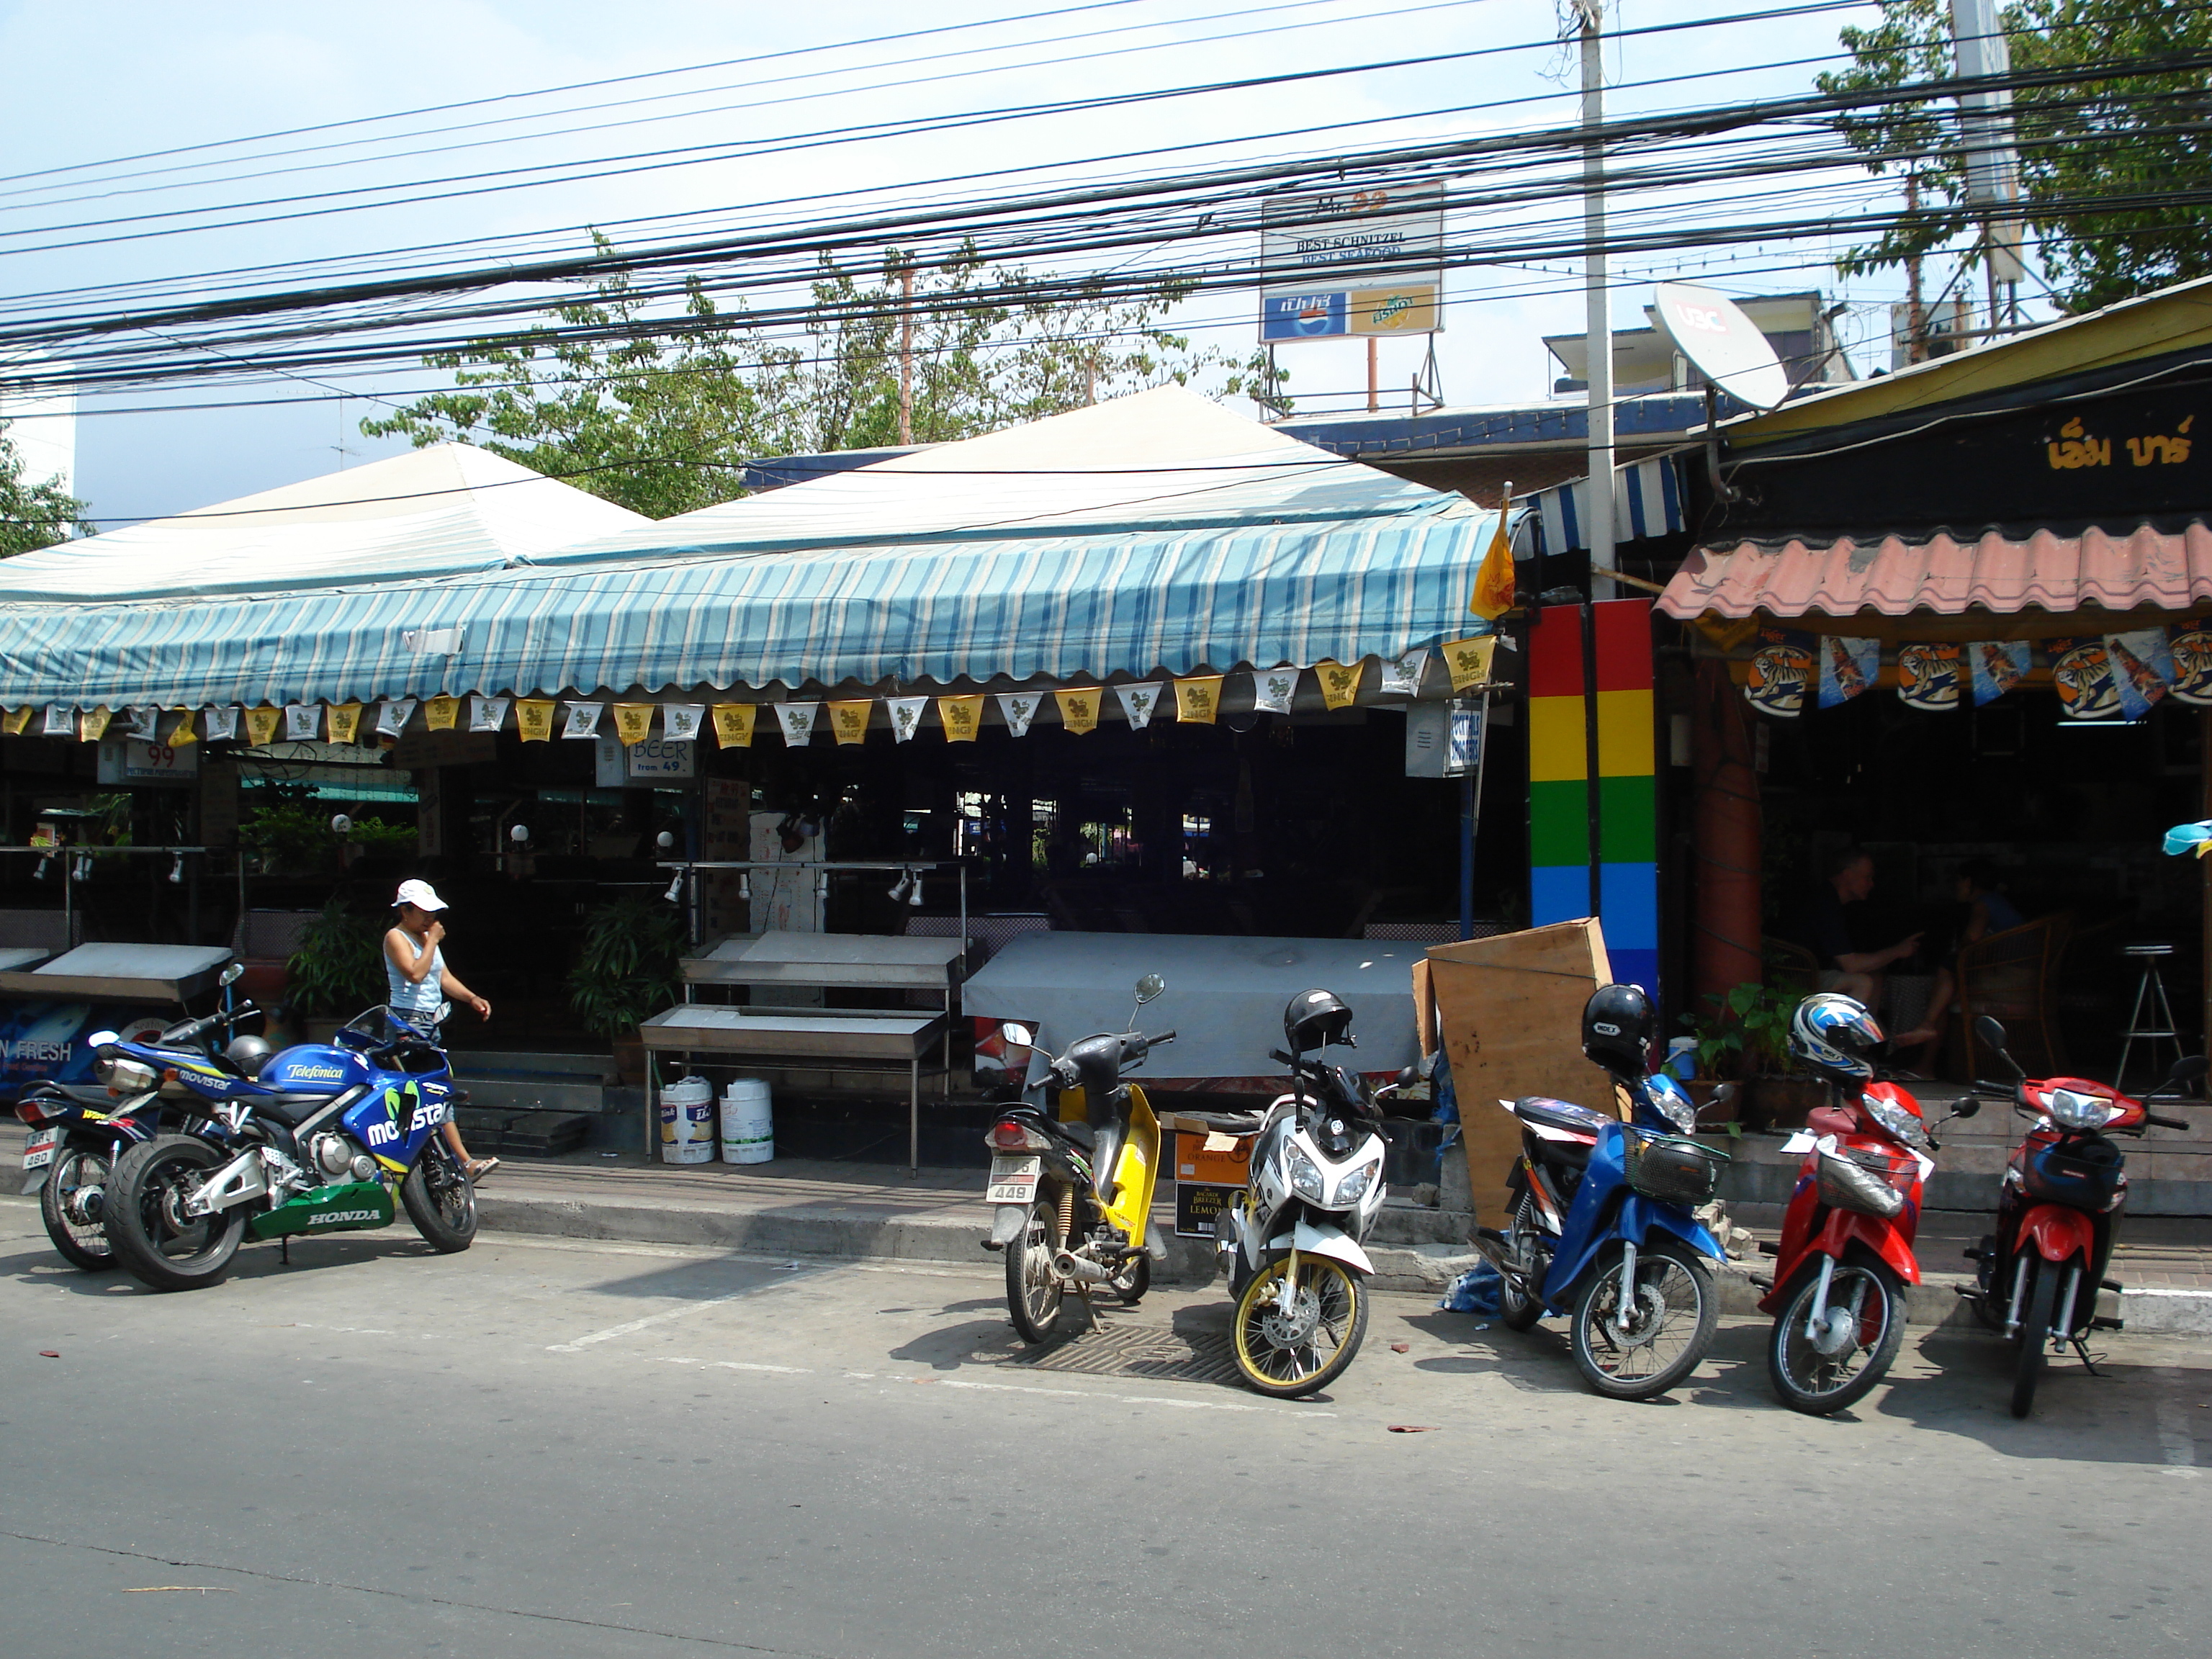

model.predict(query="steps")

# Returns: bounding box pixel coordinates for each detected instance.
[448,1049,618,1115]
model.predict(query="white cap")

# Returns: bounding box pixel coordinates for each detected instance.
[395,878,448,912]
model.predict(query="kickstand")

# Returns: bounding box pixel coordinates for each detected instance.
[2069,1336,2105,1375]
[280,1236,289,1266]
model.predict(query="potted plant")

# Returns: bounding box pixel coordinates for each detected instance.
[284,899,389,1041]
[1681,981,1820,1130]
[567,894,687,1083]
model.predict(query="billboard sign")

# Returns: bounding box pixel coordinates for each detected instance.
[1259,181,1444,342]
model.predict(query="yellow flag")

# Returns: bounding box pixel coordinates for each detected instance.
[170,708,199,746]
[515,698,557,742]
[1055,687,1101,735]
[1,707,29,737]
[245,706,281,747]
[1174,675,1224,724]
[711,703,756,748]
[1314,660,1364,710]
[1442,637,1498,691]
[613,703,655,746]
[1468,495,1516,621]
[325,701,364,745]
[827,699,873,745]
[78,706,112,742]
[938,694,984,742]
[423,695,459,732]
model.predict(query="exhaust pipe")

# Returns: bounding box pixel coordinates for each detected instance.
[1470,1228,1532,1289]
[1052,1251,1117,1285]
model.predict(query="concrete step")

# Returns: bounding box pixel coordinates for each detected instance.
[449,1050,613,1082]
[457,1077,614,1115]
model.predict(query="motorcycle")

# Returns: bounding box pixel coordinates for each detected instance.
[14,962,249,1272]
[1961,1012,2201,1418]
[1215,989,1394,1398]
[104,1002,479,1292]
[1761,1074,1975,1414]
[981,975,1176,1342]
[1474,984,1730,1400]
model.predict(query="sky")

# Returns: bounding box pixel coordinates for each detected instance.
[0,0,1979,527]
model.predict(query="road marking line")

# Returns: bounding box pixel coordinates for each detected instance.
[2157,1365,2199,1474]
[654,1357,813,1375]
[546,1269,827,1352]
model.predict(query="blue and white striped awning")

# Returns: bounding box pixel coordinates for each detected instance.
[0,390,1488,706]
[1526,454,1688,556]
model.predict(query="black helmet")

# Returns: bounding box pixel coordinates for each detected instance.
[1582,983,1655,1076]
[1284,989,1355,1053]
[225,1034,274,1078]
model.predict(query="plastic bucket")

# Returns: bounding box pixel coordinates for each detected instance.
[658,1076,716,1165]
[720,1078,773,1164]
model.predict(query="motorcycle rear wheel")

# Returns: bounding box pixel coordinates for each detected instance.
[1498,1191,1546,1333]
[1570,1238,1717,1401]
[2010,1256,2058,1420]
[1766,1258,1907,1416]
[40,1145,117,1272]
[400,1148,477,1253]
[1231,1254,1369,1398]
[107,1134,245,1292]
[1006,1197,1066,1344]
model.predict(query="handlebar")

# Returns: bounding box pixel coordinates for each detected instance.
[1146,1030,1177,1048]
[2147,1112,2193,1131]
[155,1001,258,1048]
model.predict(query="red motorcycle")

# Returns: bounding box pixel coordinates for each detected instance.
[1963,1013,2203,1419]
[1760,1077,1966,1413]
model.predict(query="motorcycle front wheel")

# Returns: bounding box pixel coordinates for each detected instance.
[400,1147,477,1253]
[2010,1256,2059,1419]
[1497,1190,1547,1333]
[107,1134,246,1292]
[1108,1252,1150,1305]
[1006,1197,1066,1344]
[1570,1238,1717,1401]
[1231,1254,1369,1398]
[1767,1258,1907,1416]
[40,1144,117,1272]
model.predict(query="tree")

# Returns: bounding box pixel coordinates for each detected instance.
[0,417,93,557]
[1820,0,2212,313]
[366,237,1279,518]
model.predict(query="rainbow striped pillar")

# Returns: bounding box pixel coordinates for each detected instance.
[1527,599,1659,999]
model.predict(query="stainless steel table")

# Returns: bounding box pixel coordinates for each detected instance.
[0,943,233,1004]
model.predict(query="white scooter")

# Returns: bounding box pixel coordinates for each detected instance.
[1217,989,1399,1397]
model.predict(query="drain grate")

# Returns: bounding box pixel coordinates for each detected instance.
[998,1321,1241,1386]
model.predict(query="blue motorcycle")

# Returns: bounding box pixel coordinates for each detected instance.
[103,1002,476,1292]
[1474,984,1731,1400]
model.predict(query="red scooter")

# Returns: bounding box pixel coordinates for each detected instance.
[1963,1014,2203,1418]
[1760,1076,1969,1413]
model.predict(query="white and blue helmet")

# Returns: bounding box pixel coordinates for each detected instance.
[1789,992,1884,1086]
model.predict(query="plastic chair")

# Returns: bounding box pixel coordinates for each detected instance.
[1957,912,2072,1079]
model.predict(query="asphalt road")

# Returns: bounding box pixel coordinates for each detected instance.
[4,1200,2210,1659]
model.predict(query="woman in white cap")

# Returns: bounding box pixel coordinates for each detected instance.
[386,878,498,1179]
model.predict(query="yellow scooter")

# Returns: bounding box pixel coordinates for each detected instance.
[981,976,1175,1342]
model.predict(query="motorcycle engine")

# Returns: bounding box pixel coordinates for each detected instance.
[309,1132,377,1184]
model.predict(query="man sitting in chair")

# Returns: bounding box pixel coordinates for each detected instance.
[1890,859,2026,1066]
[1794,847,1924,1010]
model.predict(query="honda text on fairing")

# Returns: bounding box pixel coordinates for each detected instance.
[1961,1012,2200,1418]
[1758,994,1976,1415]
[102,1002,479,1292]
[981,975,1177,1340]
[1215,989,1403,1398]
[14,963,249,1271]
[1475,984,1731,1401]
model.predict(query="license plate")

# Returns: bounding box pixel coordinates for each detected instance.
[22,1133,56,1172]
[986,1155,1041,1204]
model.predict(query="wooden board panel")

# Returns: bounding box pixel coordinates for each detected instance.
[1426,919,1613,1228]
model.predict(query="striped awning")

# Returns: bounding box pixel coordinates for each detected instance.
[1526,454,1688,556]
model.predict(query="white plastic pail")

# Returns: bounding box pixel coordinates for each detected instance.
[659,1076,716,1164]
[720,1078,773,1164]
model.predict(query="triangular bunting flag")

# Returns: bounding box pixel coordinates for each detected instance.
[2,706,32,736]
[169,708,199,745]
[127,705,161,740]
[1114,682,1161,731]
[662,703,704,742]
[1314,660,1364,710]
[711,704,756,747]
[376,699,417,737]
[78,706,112,742]
[775,703,819,745]
[938,695,984,742]
[828,700,873,745]
[886,697,929,742]
[244,706,282,747]
[42,704,73,737]
[613,703,656,745]
[469,696,509,733]
[202,706,239,742]
[1249,667,1297,714]
[1442,637,1498,693]
[997,692,1040,737]
[1054,688,1101,734]
[424,695,459,732]
[563,701,603,739]
[516,698,557,742]
[1378,649,1429,697]
[325,701,364,745]
[1174,675,1224,724]
[284,703,320,742]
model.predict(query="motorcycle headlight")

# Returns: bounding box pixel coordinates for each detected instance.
[2046,1089,2116,1131]
[1334,1160,1379,1206]
[1287,1147,1326,1202]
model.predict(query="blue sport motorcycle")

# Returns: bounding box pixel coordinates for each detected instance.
[103,1002,476,1292]
[1473,984,1731,1400]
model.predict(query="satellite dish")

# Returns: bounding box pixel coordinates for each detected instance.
[1651,283,1791,411]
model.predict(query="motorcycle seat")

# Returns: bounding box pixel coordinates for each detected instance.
[246,1092,351,1125]
[1511,1096,1611,1138]
[1054,1120,1096,1149]
[27,1082,121,1108]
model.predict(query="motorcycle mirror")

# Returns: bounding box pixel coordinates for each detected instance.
[1952,1096,1982,1119]
[1134,974,1166,1005]
[999,1022,1035,1049]
[1393,1064,1421,1089]
[1972,1015,2025,1079]
[219,962,245,986]
[2166,1054,2208,1088]
[86,1029,118,1050]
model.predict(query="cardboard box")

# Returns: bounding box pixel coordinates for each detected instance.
[1425,918,1614,1227]
[1172,1128,1254,1239]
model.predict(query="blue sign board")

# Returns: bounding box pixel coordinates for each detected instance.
[1262,292,1347,341]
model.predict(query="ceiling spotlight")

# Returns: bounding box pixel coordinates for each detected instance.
[509,823,530,845]
[662,869,685,903]
[168,853,185,884]
[888,870,912,904]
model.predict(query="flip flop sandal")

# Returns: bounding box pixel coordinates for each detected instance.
[466,1157,502,1180]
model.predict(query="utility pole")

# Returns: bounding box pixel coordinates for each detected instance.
[897,264,916,446]
[1578,0,1614,601]
[1949,0,2025,333]
[1365,336,1380,412]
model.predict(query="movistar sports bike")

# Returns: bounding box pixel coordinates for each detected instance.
[104,1002,477,1292]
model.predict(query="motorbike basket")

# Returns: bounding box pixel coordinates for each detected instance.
[1623,1130,1728,1205]
[2022,1136,2125,1210]
[1815,1146,1908,1219]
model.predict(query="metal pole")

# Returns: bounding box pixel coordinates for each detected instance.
[1579,0,1616,602]
[1366,336,1380,412]
[1462,688,1492,940]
